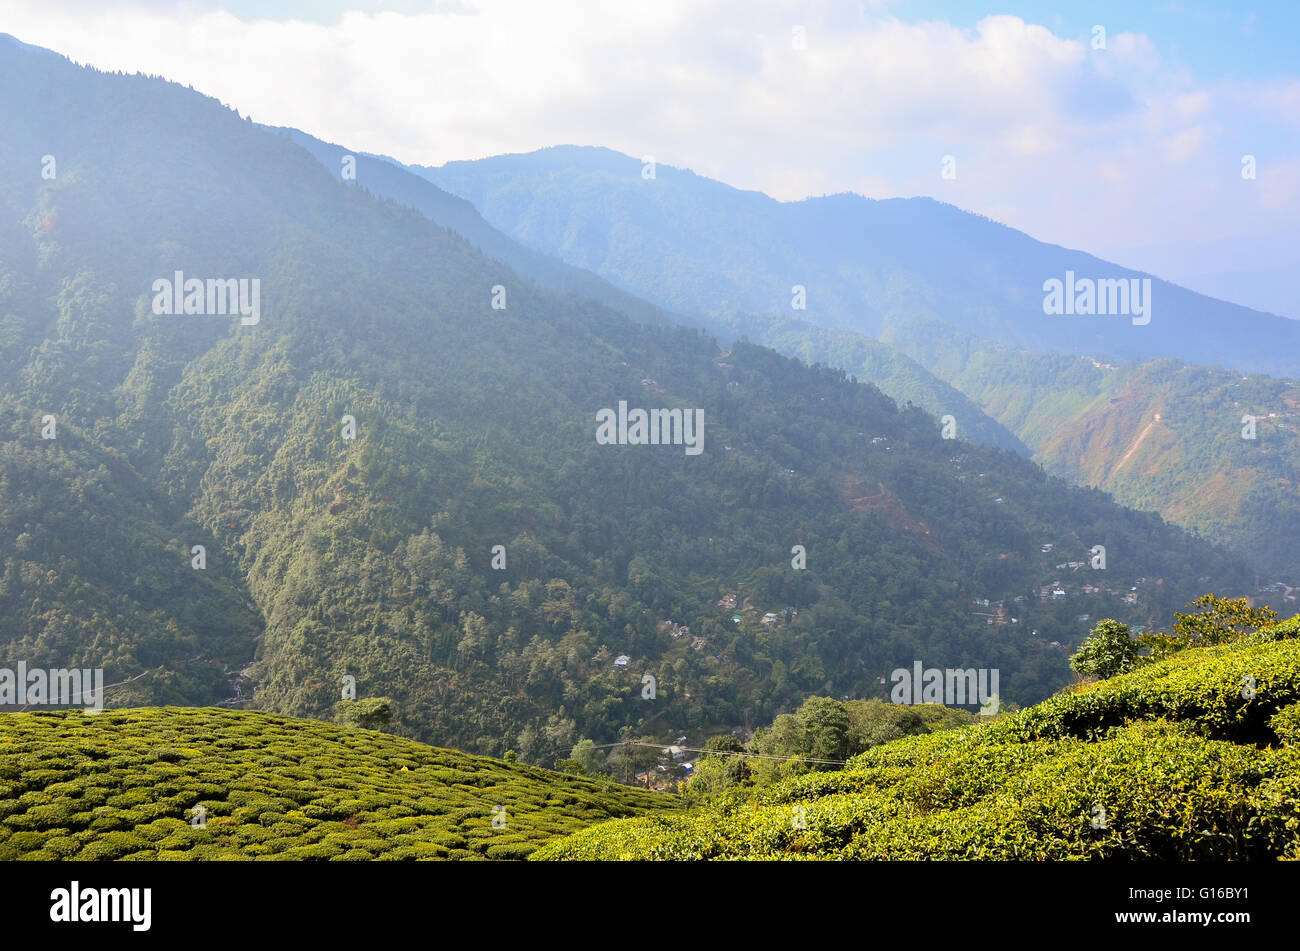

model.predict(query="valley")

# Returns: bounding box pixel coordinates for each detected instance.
[0,16,1296,875]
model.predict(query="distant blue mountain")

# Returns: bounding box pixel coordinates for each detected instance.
[418,145,1300,379]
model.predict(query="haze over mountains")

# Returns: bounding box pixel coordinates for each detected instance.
[276,127,1029,456]
[419,146,1300,376]
[262,131,1298,586]
[4,6,1300,880]
[0,32,1267,763]
[397,146,1300,585]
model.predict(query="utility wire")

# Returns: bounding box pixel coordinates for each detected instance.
[14,667,155,711]
[563,740,849,767]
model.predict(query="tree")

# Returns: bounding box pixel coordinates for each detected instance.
[797,696,851,765]
[571,738,606,776]
[691,734,749,790]
[749,713,804,759]
[1137,595,1279,660]
[612,733,663,785]
[704,734,745,754]
[515,725,542,763]
[845,698,925,751]
[1071,619,1137,680]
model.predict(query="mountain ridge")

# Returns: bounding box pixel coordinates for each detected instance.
[419,144,1300,377]
[0,35,1262,762]
[279,134,1028,453]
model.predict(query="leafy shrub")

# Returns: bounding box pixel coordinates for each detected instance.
[75,831,152,860]
[1070,619,1138,679]
[1272,704,1300,745]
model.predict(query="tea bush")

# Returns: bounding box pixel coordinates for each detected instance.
[0,707,671,860]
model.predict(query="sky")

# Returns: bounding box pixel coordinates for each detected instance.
[4,1,1297,317]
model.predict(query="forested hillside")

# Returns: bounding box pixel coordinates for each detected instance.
[0,36,1258,762]
[0,399,261,705]
[281,130,1025,453]
[882,334,1300,583]
[417,143,1300,591]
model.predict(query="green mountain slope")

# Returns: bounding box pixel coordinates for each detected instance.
[272,127,677,330]
[0,398,261,706]
[0,707,668,860]
[278,131,1024,453]
[702,311,1028,453]
[535,624,1300,860]
[0,37,1257,761]
[417,145,1300,589]
[886,336,1300,582]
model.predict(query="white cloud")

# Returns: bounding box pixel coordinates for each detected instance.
[1107,30,1161,73]
[1098,161,1127,185]
[1164,126,1205,162]
[1174,91,1210,118]
[3,0,1296,315]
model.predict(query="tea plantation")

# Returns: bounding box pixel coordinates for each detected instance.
[534,633,1300,859]
[0,707,670,860]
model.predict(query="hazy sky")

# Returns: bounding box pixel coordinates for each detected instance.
[6,1,1297,317]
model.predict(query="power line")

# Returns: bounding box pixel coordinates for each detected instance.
[14,667,155,712]
[564,740,849,767]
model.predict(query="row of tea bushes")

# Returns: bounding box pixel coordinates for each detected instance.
[0,707,671,860]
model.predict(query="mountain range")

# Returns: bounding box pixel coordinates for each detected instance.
[420,144,1300,378]
[0,33,1277,767]
[400,145,1300,585]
